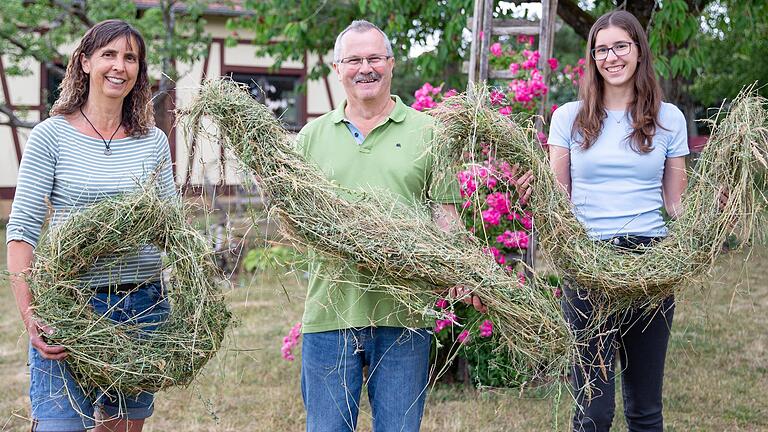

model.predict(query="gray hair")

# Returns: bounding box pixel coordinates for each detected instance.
[333,20,394,63]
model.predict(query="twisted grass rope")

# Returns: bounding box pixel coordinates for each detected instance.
[184,79,576,381]
[430,84,768,311]
[28,180,232,395]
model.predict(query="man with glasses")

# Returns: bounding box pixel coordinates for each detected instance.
[295,19,464,432]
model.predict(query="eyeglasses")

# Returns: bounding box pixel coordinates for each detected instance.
[337,55,392,67]
[591,41,637,61]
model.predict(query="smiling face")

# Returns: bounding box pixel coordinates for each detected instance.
[593,26,639,92]
[80,36,139,103]
[332,28,394,105]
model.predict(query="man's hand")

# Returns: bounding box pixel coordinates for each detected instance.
[28,320,67,360]
[718,186,729,211]
[448,285,488,314]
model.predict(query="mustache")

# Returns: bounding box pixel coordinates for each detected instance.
[353,71,382,83]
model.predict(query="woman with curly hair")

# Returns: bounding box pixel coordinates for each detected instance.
[548,10,688,432]
[6,19,175,432]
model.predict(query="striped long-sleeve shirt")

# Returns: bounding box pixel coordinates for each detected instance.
[6,115,177,288]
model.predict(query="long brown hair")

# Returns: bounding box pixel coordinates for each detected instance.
[573,10,663,153]
[51,19,153,137]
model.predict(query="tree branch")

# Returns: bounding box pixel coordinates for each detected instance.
[0,32,67,77]
[51,0,94,28]
[557,0,595,40]
[0,104,39,129]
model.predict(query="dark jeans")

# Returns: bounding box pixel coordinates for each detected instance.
[562,236,675,432]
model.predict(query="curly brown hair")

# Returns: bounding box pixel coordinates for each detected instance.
[50,19,154,137]
[573,10,664,153]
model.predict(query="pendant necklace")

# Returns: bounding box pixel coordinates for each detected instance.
[606,109,626,125]
[79,106,121,156]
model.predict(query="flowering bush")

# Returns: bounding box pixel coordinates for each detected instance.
[281,322,302,361]
[412,35,581,387]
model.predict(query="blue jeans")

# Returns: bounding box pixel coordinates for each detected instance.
[301,327,432,432]
[29,282,169,432]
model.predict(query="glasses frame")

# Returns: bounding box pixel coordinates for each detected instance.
[590,41,638,61]
[336,54,392,67]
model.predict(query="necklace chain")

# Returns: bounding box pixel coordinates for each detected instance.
[79,106,121,156]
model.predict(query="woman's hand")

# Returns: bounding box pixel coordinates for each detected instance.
[448,285,488,314]
[28,320,67,360]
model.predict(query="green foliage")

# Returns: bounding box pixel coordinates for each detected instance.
[243,245,305,274]
[0,0,210,109]
[229,0,503,93]
[691,0,768,105]
[648,0,705,79]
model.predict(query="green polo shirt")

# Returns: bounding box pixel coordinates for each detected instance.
[296,95,460,333]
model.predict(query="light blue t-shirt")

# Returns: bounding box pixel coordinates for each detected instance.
[548,101,689,240]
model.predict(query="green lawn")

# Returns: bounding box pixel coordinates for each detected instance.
[1,231,766,431]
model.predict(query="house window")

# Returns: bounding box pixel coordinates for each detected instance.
[45,65,65,111]
[229,72,303,131]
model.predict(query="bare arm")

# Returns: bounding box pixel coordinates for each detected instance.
[548,145,572,198]
[662,156,688,220]
[7,240,67,360]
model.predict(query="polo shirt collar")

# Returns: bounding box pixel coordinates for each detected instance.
[331,95,408,124]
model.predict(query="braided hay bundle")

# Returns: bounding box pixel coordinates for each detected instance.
[28,181,232,395]
[430,85,768,311]
[184,79,575,381]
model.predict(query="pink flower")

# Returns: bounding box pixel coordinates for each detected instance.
[481,208,502,226]
[435,312,459,333]
[550,104,558,113]
[482,246,506,265]
[509,63,520,76]
[508,212,533,230]
[554,287,563,299]
[457,171,477,197]
[458,330,470,344]
[479,320,494,338]
[486,192,511,214]
[496,230,530,249]
[528,36,535,45]
[489,90,505,105]
[462,200,472,209]
[518,271,526,286]
[485,176,498,189]
[435,298,448,309]
[499,106,512,116]
[281,322,302,361]
[444,89,458,98]
[578,58,586,66]
[479,30,485,41]
[517,35,528,44]
[490,42,503,57]
[548,58,559,70]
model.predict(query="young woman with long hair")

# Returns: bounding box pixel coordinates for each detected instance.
[548,10,688,432]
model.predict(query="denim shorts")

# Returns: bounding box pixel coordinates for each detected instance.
[29,281,170,432]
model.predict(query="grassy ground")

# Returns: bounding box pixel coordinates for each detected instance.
[1,230,766,431]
